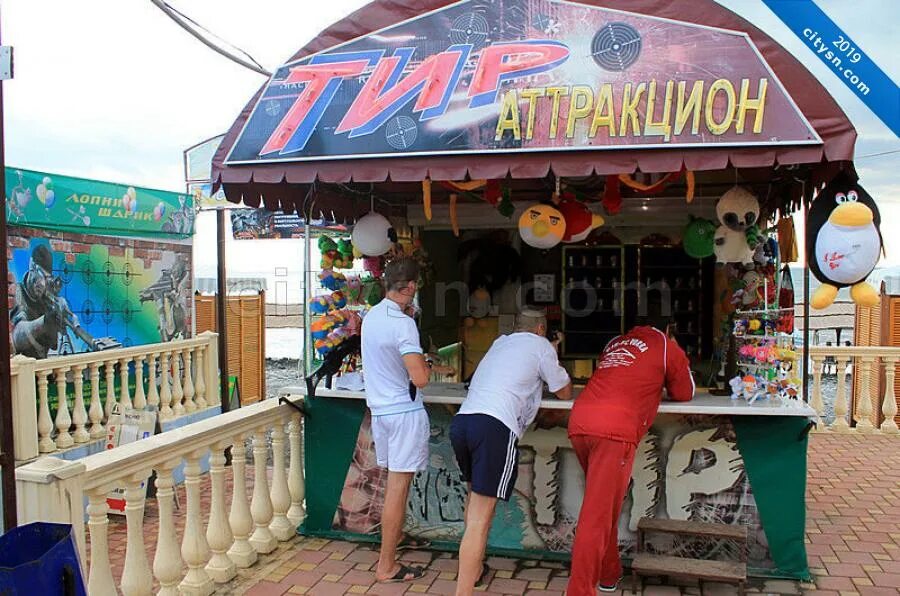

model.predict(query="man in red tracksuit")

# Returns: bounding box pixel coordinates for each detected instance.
[567,312,695,594]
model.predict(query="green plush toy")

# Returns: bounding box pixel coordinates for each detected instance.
[334,238,355,269]
[683,216,717,259]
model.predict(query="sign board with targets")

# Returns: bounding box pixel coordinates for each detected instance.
[226,0,820,165]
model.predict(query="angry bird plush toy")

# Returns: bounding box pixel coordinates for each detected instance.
[714,186,761,268]
[518,204,566,249]
[556,195,605,243]
[683,216,717,259]
[808,172,882,309]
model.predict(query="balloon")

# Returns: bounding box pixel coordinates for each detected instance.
[127,187,136,200]
[153,202,166,221]
[518,203,565,249]
[43,189,55,209]
[42,177,53,191]
[351,211,394,256]
[36,183,47,204]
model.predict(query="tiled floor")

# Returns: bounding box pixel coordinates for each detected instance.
[99,431,900,594]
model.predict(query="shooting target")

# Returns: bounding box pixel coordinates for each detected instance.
[123,262,134,286]
[102,299,114,324]
[104,260,116,286]
[591,22,641,71]
[386,117,418,150]
[60,262,73,284]
[450,13,489,47]
[121,300,134,322]
[264,100,281,117]
[81,299,95,324]
[81,261,93,285]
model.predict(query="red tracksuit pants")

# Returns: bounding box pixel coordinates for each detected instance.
[567,435,637,596]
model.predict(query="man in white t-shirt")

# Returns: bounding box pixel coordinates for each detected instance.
[450,308,572,595]
[362,257,452,584]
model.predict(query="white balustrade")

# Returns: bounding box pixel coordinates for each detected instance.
[831,355,851,432]
[287,414,306,526]
[10,335,219,462]
[882,356,900,434]
[16,396,301,596]
[809,354,825,430]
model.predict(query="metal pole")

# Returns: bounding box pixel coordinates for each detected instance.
[802,189,811,401]
[0,8,17,530]
[303,222,312,377]
[216,209,230,411]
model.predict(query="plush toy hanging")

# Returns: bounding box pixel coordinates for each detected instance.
[713,186,761,268]
[518,203,566,249]
[351,211,396,256]
[601,175,622,215]
[683,216,717,258]
[807,172,882,309]
[557,194,604,243]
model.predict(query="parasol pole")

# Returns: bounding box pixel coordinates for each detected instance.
[217,208,230,411]
[303,221,312,377]
[802,185,811,402]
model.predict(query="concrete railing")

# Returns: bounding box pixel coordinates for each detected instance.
[808,345,900,434]
[15,397,306,596]
[10,332,220,462]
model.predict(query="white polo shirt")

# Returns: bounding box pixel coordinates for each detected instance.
[361,298,424,417]
[459,332,571,437]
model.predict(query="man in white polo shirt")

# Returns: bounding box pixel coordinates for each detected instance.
[450,308,572,595]
[362,257,450,584]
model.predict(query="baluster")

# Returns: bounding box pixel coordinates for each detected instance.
[37,370,55,453]
[180,450,213,595]
[194,347,207,409]
[159,352,173,420]
[831,356,850,431]
[855,356,876,432]
[72,365,90,443]
[146,353,160,410]
[810,355,825,429]
[227,435,257,568]
[249,429,276,554]
[87,488,117,596]
[88,363,104,438]
[119,357,132,411]
[183,348,196,413]
[269,423,293,540]
[104,360,117,419]
[54,368,74,449]
[133,356,146,410]
[171,352,184,417]
[153,461,184,596]
[287,414,306,526]
[206,442,236,583]
[120,472,153,596]
[881,357,900,434]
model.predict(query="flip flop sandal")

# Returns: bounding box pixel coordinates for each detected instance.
[397,534,432,551]
[475,563,491,588]
[379,564,425,584]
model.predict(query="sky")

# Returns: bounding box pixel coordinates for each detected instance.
[3,0,899,290]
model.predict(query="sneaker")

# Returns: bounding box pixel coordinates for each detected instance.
[597,579,620,592]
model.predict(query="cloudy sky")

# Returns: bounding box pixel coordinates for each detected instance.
[3,0,899,280]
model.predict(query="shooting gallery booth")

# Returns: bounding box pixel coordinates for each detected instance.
[211,0,864,582]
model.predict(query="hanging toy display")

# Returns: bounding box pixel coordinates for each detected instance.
[807,171,882,309]
[682,216,717,259]
[518,203,566,249]
[730,306,801,405]
[319,237,355,269]
[777,265,795,334]
[556,194,605,243]
[308,291,347,315]
[351,211,396,256]
[713,186,761,268]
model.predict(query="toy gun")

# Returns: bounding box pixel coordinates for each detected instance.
[42,293,97,351]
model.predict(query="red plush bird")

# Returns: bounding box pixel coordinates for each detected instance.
[557,194,605,243]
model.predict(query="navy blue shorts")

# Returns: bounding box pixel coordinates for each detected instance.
[450,413,519,501]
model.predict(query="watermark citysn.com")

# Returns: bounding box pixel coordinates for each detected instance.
[802,28,870,95]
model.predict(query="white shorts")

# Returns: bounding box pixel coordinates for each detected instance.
[371,408,430,472]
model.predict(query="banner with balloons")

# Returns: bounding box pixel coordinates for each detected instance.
[5,167,195,239]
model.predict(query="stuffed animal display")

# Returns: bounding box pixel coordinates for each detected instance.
[556,195,605,243]
[518,203,566,249]
[714,186,761,268]
[807,172,882,309]
[683,216,717,258]
[319,237,354,269]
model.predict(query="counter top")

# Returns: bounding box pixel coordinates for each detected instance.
[279,383,816,417]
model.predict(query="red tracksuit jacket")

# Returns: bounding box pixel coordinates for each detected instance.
[568,326,695,444]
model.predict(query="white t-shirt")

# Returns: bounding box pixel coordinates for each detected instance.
[459,332,571,437]
[361,298,424,416]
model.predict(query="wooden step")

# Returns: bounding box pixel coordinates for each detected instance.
[638,517,748,541]
[631,553,747,582]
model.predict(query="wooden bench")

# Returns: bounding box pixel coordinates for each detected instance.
[630,518,748,596]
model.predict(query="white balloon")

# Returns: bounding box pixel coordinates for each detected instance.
[351,212,394,256]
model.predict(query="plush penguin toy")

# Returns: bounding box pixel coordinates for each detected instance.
[808,172,882,309]
[714,186,761,268]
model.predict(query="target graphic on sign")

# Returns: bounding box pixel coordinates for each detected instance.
[385,117,418,150]
[450,13,489,47]
[591,22,642,71]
